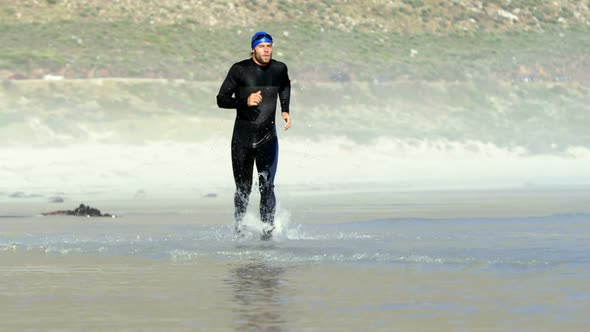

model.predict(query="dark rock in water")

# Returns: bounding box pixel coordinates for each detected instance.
[203,193,218,198]
[42,204,115,218]
[48,196,65,203]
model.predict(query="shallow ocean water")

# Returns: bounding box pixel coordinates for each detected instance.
[1,192,589,331]
[2,211,589,270]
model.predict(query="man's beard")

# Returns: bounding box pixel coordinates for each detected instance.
[254,51,272,64]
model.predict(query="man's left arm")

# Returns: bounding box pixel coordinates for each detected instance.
[279,65,292,131]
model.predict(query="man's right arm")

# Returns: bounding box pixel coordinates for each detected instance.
[217,64,248,109]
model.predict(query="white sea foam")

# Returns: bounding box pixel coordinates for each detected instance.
[1,136,589,198]
[233,204,303,241]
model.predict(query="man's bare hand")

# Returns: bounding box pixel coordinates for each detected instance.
[247,91,263,107]
[282,112,292,131]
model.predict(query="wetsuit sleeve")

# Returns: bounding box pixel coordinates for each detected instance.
[279,65,291,113]
[216,64,248,109]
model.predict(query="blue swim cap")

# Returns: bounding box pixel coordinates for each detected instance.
[251,31,273,49]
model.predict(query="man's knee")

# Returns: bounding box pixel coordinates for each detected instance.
[258,172,275,192]
[235,189,250,202]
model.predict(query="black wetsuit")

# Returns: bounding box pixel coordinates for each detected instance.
[216,58,291,232]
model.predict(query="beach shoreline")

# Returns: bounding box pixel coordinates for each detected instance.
[1,186,589,331]
[2,186,589,224]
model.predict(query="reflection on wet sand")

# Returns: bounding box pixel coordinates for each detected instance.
[227,261,288,331]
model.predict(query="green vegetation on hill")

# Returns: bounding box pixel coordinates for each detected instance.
[0,0,589,81]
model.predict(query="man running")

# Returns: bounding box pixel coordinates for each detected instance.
[216,31,292,240]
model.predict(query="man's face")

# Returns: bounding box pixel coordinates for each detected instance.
[253,42,273,65]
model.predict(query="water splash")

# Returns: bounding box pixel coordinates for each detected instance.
[233,204,304,241]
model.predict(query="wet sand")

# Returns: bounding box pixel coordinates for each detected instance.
[1,250,588,331]
[1,188,589,331]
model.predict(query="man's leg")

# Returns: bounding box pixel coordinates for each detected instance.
[255,138,279,239]
[232,143,255,234]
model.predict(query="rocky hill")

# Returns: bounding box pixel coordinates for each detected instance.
[1,0,589,81]
[3,0,590,32]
